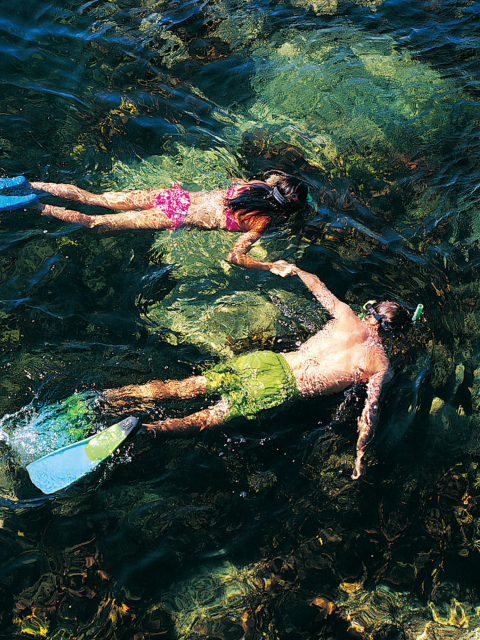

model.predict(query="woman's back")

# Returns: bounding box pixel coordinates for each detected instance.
[185,189,229,229]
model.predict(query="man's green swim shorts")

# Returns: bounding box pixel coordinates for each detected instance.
[204,350,299,421]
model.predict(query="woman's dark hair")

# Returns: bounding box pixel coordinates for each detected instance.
[372,301,412,335]
[226,170,308,225]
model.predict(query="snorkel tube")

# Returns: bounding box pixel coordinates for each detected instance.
[412,304,424,323]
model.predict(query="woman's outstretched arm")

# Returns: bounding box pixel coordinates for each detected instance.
[228,236,301,276]
[227,231,273,270]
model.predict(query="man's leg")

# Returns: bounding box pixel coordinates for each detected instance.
[144,399,229,433]
[103,376,208,411]
[29,182,160,210]
[103,376,228,432]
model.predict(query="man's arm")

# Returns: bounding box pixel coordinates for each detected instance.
[352,369,390,480]
[294,266,354,319]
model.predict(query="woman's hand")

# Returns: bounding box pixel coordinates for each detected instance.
[270,260,298,277]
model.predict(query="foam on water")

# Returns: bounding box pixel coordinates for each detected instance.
[0,392,101,466]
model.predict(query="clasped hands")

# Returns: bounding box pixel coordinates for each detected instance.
[270,260,299,277]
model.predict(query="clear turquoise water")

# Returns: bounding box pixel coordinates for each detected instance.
[1,0,480,637]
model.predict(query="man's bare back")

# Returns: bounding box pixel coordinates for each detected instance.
[283,269,391,397]
[104,266,409,480]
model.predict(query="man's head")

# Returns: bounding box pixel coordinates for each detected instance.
[366,301,412,336]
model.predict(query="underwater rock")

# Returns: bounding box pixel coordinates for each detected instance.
[335,582,479,640]
[211,3,268,48]
[290,0,384,13]
[452,364,466,397]
[141,226,319,356]
[139,14,189,68]
[404,187,450,223]
[405,622,472,639]
[460,628,480,640]
[427,397,472,458]
[429,598,469,630]
[113,143,241,193]
[145,285,300,357]
[336,583,415,638]
[468,369,480,456]
[247,470,277,493]
[428,582,480,631]
[471,368,480,415]
[428,341,455,389]
[161,560,274,639]
[204,25,478,200]
[0,440,25,501]
[140,605,175,637]
[311,596,335,619]
[290,0,338,15]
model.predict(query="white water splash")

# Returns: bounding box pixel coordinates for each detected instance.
[0,393,101,466]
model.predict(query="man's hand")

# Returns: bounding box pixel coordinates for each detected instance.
[351,452,366,480]
[270,260,298,277]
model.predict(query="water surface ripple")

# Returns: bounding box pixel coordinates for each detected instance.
[1,0,480,638]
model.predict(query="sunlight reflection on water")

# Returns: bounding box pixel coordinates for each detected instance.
[1,0,480,637]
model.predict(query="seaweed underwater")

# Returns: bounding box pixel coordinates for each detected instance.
[1,0,480,638]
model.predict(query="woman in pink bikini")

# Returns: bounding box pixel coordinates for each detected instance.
[4,171,308,271]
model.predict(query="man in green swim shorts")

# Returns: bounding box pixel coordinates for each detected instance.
[104,264,412,479]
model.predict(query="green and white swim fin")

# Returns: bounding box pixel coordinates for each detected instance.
[27,416,139,494]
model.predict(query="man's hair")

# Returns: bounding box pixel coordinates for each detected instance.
[373,301,412,335]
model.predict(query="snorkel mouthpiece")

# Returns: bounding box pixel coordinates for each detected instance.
[358,300,376,320]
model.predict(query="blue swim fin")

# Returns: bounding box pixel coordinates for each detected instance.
[0,176,27,191]
[26,416,139,494]
[0,194,39,212]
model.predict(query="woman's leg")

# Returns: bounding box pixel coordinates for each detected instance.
[39,203,172,231]
[29,182,160,210]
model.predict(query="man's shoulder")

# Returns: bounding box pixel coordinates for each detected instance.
[368,343,392,376]
[334,307,368,335]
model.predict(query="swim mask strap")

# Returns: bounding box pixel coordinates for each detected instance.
[363,300,392,332]
[272,186,288,205]
[364,302,383,326]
